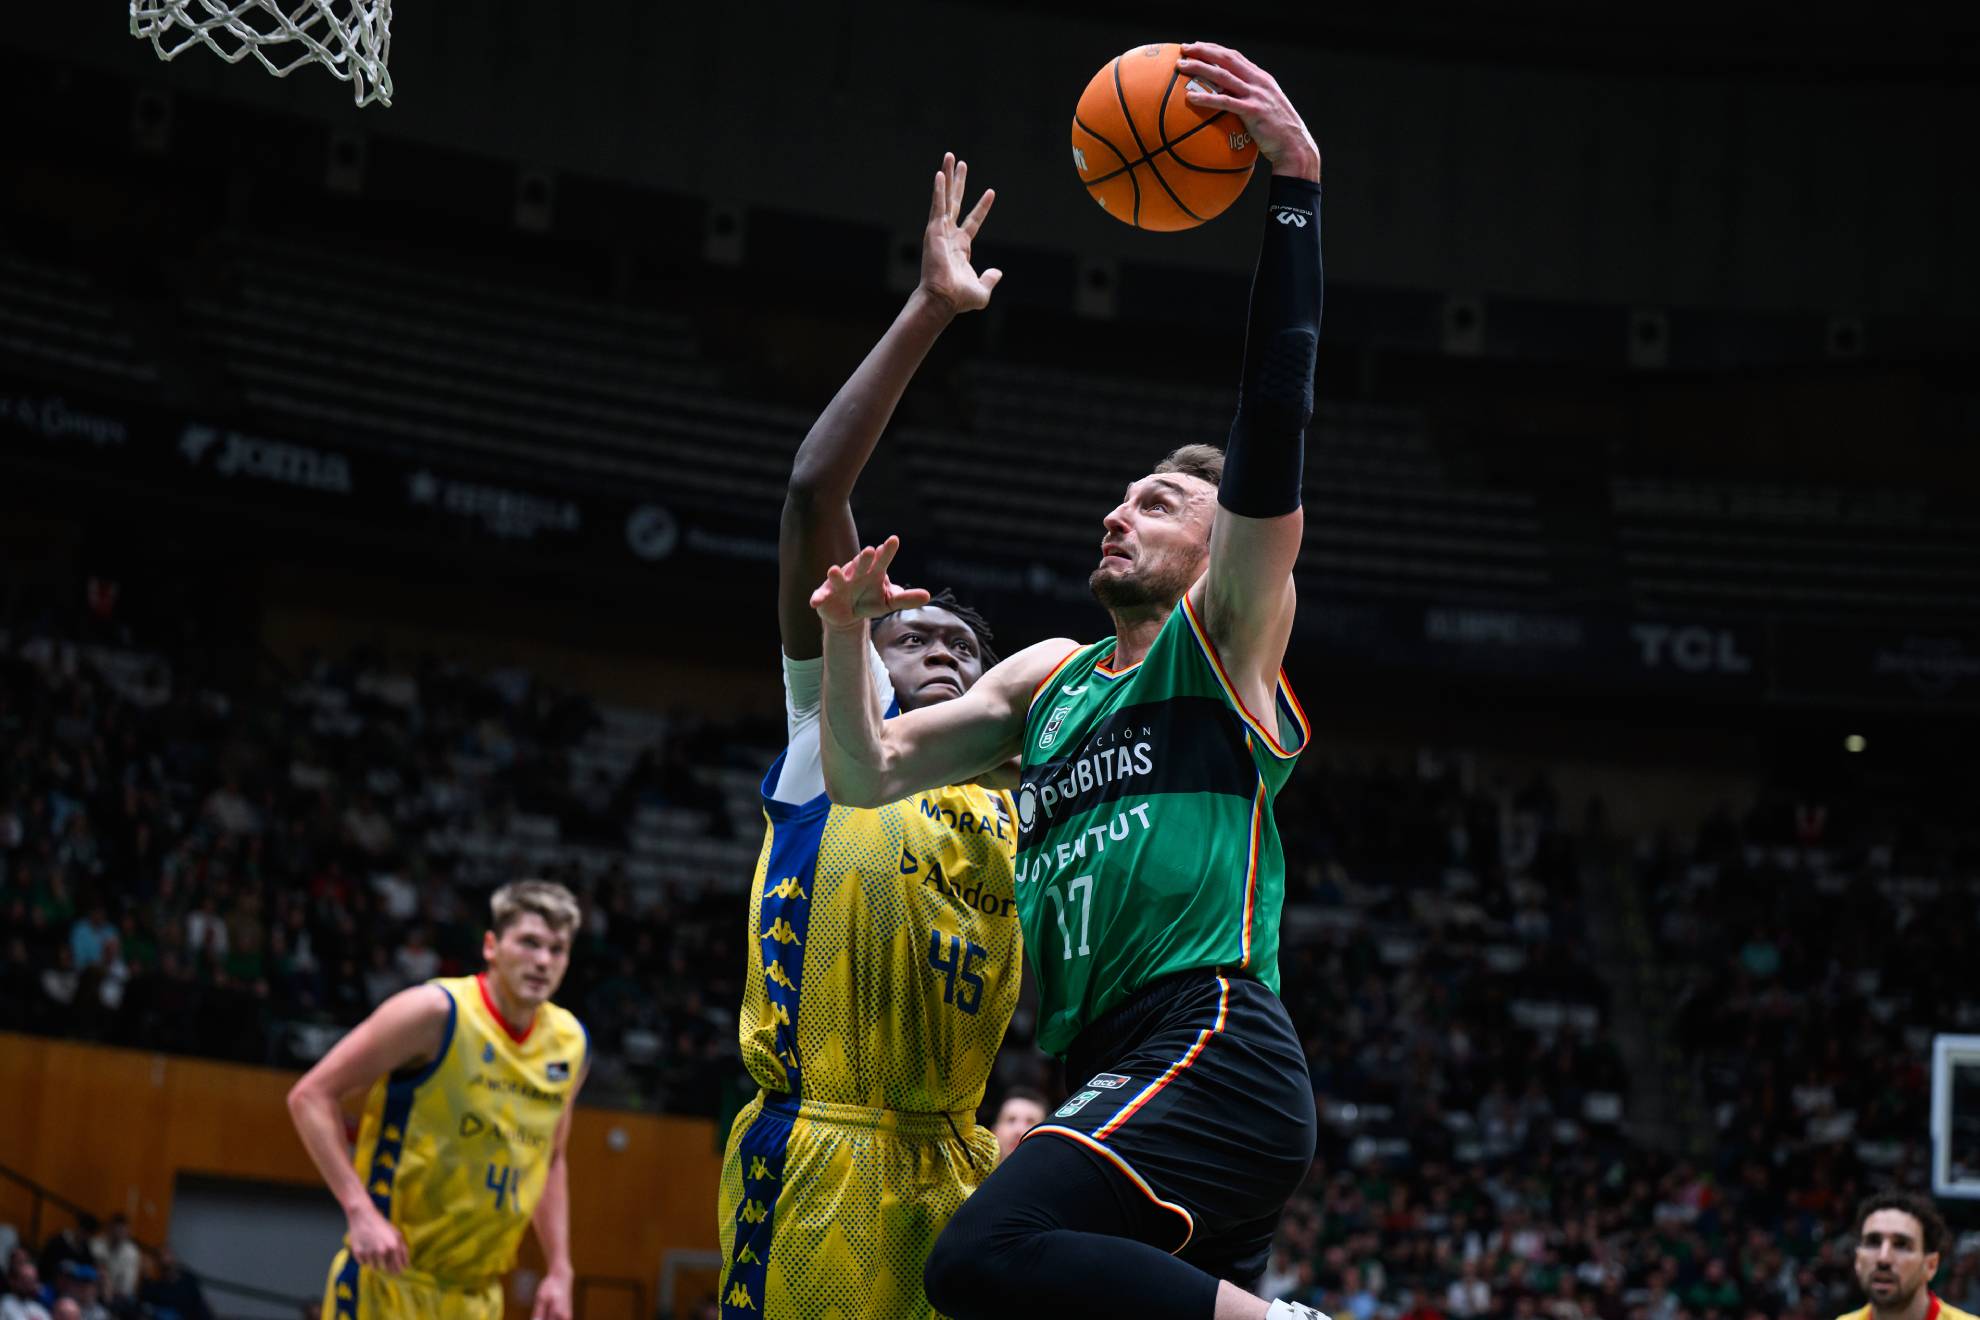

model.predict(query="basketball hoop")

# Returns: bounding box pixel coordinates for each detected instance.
[129,0,394,108]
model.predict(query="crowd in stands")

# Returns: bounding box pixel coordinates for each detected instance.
[0,602,768,1115]
[1,1216,209,1320]
[7,593,1980,1320]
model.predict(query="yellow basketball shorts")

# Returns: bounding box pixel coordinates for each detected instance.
[716,1091,998,1320]
[321,1249,502,1320]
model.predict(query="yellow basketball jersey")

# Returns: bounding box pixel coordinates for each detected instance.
[1838,1299,1980,1320]
[347,975,587,1288]
[741,767,1022,1112]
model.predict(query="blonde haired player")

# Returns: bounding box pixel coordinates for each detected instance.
[715,153,1021,1320]
[287,881,588,1320]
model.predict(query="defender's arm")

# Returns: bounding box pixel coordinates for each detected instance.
[778,155,1001,661]
[812,538,1073,806]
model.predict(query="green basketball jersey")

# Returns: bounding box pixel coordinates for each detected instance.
[1013,594,1310,1056]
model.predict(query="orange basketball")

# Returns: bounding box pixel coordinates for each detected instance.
[1071,41,1258,232]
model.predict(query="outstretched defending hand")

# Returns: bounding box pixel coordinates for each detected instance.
[1175,43,1321,181]
[811,536,933,630]
[920,152,1003,314]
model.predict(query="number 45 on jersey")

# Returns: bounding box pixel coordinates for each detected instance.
[927,931,988,1014]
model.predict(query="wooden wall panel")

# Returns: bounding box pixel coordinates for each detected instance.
[0,1035,721,1314]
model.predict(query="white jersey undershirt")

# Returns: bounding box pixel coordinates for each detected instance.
[766,644,896,806]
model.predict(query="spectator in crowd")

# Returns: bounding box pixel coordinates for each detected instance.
[1401,1287,1450,1320]
[393,926,439,985]
[1448,1258,1494,1319]
[34,1225,91,1293]
[138,1249,209,1320]
[989,1088,1047,1164]
[50,1264,106,1320]
[67,908,115,972]
[1,1253,50,1320]
[85,1219,137,1305]
[38,950,79,1013]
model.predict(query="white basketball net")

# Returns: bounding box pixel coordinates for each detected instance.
[130,0,394,108]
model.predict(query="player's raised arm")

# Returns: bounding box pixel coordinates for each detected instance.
[811,537,1074,805]
[285,984,453,1275]
[777,152,1002,659]
[1173,43,1323,696]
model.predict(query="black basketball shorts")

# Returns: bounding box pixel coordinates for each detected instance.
[1020,970,1318,1287]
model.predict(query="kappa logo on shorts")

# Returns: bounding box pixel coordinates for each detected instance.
[1055,1089,1102,1117]
[1086,1073,1132,1090]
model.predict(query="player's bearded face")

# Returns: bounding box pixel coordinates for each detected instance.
[1090,474,1214,611]
[484,912,572,1008]
[1854,1209,1937,1311]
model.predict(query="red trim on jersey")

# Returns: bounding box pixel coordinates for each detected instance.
[1092,976,1231,1140]
[1239,781,1265,969]
[1092,648,1142,679]
[1928,1294,1942,1320]
[1177,594,1309,759]
[1027,646,1086,716]
[476,973,536,1044]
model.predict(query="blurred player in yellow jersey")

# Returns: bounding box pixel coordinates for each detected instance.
[716,153,1020,1320]
[1840,1190,1974,1320]
[287,881,588,1320]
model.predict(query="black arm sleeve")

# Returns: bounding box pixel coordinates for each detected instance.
[1218,175,1323,519]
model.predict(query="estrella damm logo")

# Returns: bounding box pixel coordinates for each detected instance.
[761,918,801,945]
[749,1156,769,1180]
[738,1199,769,1225]
[725,1280,756,1309]
[766,877,807,900]
[765,960,796,990]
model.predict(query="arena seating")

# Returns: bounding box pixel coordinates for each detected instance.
[906,362,1554,605]
[184,232,801,513]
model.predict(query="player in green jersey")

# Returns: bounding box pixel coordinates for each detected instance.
[806,41,1327,1320]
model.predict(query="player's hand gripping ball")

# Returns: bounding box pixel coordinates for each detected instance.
[1071,41,1257,231]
